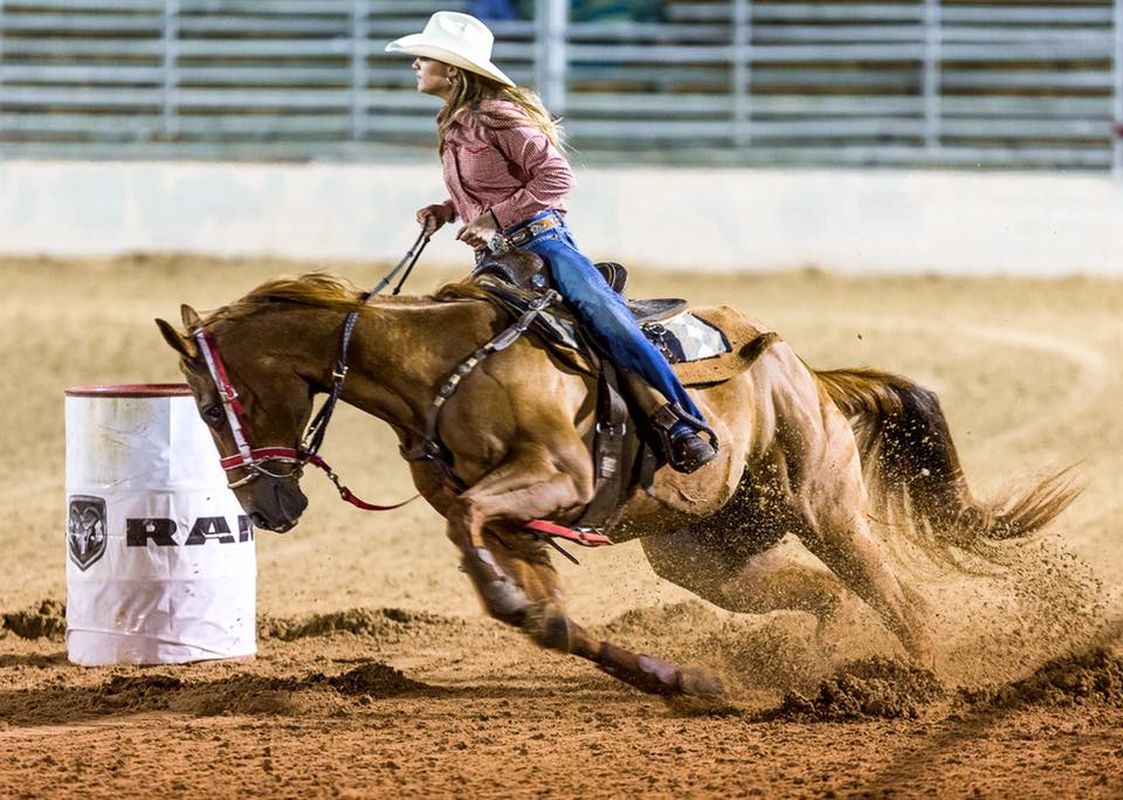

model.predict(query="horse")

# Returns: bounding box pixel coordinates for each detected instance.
[156,273,1078,699]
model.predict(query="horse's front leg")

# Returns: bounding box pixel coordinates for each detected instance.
[446,444,586,630]
[446,445,724,699]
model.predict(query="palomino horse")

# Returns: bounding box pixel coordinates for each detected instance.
[156,274,1077,698]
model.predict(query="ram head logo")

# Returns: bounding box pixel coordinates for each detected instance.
[68,495,107,571]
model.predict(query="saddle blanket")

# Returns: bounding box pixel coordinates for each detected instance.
[550,311,727,361]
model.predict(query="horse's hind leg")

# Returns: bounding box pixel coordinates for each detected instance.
[753,352,935,664]
[644,502,930,663]
[787,414,933,663]
[654,350,932,663]
[642,467,849,625]
[795,507,932,664]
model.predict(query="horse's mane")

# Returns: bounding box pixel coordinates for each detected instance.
[201,273,364,325]
[201,272,492,326]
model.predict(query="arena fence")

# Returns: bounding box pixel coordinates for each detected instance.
[0,0,1121,173]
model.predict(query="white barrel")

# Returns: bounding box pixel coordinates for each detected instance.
[64,384,256,665]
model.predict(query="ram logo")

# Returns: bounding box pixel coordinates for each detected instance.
[68,495,108,571]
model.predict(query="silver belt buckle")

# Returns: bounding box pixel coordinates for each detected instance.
[494,213,558,253]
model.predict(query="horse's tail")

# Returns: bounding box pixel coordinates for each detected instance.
[814,366,1080,547]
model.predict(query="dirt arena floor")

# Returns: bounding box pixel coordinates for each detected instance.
[1,254,1121,798]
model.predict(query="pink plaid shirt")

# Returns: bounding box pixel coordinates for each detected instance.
[438,100,573,230]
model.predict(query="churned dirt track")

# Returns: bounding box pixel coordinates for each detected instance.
[1,254,1121,798]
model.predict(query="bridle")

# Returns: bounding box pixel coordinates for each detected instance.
[191,229,431,511]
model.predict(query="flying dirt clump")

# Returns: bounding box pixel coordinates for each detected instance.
[960,646,1123,710]
[1,599,66,641]
[764,657,946,721]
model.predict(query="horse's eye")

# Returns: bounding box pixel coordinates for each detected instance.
[202,404,224,427]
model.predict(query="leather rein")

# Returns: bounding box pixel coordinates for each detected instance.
[193,229,431,512]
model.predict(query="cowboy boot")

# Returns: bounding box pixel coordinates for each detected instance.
[620,374,719,474]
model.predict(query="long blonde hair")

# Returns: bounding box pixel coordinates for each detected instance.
[437,68,563,154]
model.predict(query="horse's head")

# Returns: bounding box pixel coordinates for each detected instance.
[156,304,312,533]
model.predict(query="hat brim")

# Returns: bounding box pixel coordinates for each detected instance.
[385,37,516,88]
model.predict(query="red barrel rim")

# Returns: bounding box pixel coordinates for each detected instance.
[65,383,193,398]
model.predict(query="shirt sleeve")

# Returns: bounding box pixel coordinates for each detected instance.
[486,125,575,230]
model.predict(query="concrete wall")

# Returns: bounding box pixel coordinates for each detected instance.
[1,159,1120,275]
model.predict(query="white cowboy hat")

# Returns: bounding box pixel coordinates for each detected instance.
[385,11,515,88]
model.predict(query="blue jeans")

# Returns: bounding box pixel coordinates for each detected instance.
[512,212,706,425]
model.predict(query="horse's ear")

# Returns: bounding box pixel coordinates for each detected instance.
[180,304,202,332]
[155,318,198,360]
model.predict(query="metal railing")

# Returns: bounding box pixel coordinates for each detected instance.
[0,0,1120,172]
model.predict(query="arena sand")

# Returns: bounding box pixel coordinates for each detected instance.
[1,255,1120,798]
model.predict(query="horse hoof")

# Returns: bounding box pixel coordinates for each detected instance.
[678,665,727,700]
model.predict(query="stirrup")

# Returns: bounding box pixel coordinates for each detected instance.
[649,403,719,473]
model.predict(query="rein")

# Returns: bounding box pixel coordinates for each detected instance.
[193,229,431,511]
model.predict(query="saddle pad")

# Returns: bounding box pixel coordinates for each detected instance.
[543,311,728,363]
[671,305,776,386]
[539,304,772,387]
[648,313,731,362]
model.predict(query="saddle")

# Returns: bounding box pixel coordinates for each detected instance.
[470,251,770,386]
[473,250,687,326]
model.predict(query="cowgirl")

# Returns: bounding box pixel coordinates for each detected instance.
[386,12,717,473]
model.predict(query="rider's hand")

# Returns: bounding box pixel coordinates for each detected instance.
[456,210,499,251]
[416,203,454,236]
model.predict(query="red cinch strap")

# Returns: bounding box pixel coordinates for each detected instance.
[524,519,613,547]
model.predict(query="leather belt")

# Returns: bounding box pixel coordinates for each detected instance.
[488,212,564,254]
